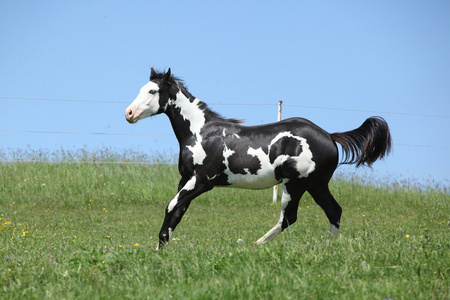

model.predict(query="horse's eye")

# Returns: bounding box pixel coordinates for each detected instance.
[149,90,157,95]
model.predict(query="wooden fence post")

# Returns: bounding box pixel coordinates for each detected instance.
[272,100,283,204]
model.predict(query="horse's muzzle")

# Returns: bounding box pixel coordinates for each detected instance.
[125,106,138,123]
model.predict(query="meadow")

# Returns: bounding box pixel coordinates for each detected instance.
[0,149,448,299]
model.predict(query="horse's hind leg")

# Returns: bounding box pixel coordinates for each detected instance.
[256,180,305,245]
[308,183,342,236]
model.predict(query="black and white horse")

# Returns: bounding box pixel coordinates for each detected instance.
[125,68,392,249]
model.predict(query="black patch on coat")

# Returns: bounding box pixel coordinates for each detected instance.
[274,159,301,181]
[213,173,232,186]
[227,150,261,175]
[269,136,303,164]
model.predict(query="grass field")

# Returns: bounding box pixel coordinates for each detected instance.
[0,152,448,299]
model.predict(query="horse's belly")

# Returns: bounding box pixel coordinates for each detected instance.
[223,167,279,190]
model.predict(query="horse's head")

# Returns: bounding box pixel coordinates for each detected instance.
[125,68,177,123]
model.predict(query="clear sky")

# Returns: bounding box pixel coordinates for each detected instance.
[1,1,449,187]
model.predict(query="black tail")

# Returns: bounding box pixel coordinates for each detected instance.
[330,117,392,167]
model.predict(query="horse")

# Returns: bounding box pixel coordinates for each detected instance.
[125,68,392,249]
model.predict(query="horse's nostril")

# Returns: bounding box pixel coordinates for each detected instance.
[128,109,133,116]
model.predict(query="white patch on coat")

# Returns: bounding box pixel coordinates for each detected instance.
[170,94,205,134]
[223,132,315,189]
[206,174,218,181]
[170,92,207,165]
[269,132,316,178]
[223,145,235,160]
[256,223,282,245]
[187,142,207,165]
[183,176,197,191]
[223,146,278,189]
[257,181,290,244]
[167,195,179,214]
[222,129,240,139]
[167,176,197,213]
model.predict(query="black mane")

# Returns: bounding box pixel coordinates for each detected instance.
[151,68,243,124]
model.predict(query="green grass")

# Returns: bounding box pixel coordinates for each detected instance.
[0,157,448,299]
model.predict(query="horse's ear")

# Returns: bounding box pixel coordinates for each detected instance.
[162,68,171,83]
[150,68,157,80]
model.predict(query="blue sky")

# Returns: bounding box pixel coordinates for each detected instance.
[1,1,449,186]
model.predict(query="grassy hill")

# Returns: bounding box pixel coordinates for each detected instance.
[1,157,448,299]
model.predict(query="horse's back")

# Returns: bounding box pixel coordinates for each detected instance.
[240,117,337,159]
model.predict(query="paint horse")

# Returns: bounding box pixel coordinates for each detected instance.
[125,68,392,249]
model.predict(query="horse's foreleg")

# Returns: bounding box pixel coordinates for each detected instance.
[157,176,212,250]
[256,180,305,245]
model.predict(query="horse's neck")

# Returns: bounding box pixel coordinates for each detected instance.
[165,91,208,145]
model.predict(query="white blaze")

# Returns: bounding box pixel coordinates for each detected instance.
[127,81,161,120]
